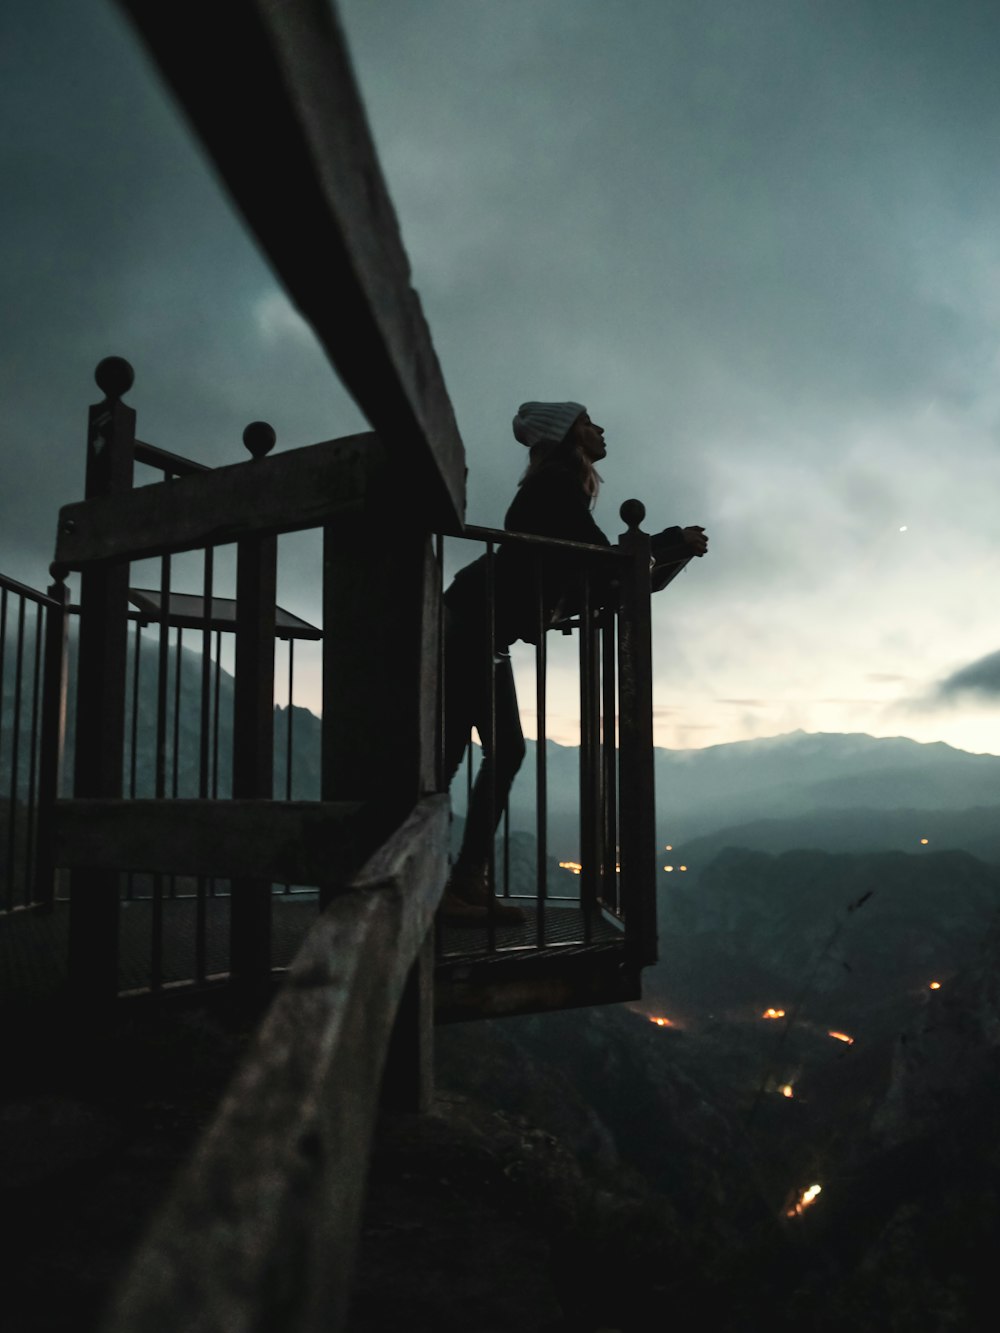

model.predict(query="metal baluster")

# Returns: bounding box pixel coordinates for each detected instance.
[196,547,214,983]
[283,636,294,893]
[210,626,222,900]
[34,576,69,911]
[601,608,620,915]
[578,577,597,944]
[4,596,26,913]
[0,587,7,789]
[434,533,445,956]
[484,540,497,953]
[23,602,44,907]
[535,567,547,950]
[152,541,171,991]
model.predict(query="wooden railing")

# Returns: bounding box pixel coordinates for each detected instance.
[100,795,448,1333]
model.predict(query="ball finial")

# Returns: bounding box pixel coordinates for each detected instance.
[94,357,135,401]
[620,499,646,530]
[243,421,276,459]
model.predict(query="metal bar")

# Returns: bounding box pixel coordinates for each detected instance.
[172,625,183,799]
[33,579,69,911]
[285,638,295,802]
[155,556,171,801]
[23,601,44,906]
[169,622,183,904]
[129,619,142,797]
[124,615,143,903]
[283,636,295,893]
[0,587,7,777]
[4,596,26,912]
[0,571,61,607]
[578,578,598,944]
[211,626,222,899]
[435,533,445,792]
[462,523,625,559]
[502,804,510,900]
[602,610,620,915]
[196,547,214,983]
[535,567,547,950]
[230,531,277,988]
[133,437,211,476]
[484,540,496,952]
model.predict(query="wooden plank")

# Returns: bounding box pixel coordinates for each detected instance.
[434,946,641,1024]
[54,799,365,884]
[55,432,377,567]
[101,795,449,1333]
[117,0,465,532]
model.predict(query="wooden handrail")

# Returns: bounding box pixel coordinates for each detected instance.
[101,794,449,1333]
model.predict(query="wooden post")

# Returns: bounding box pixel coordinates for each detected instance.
[321,448,439,843]
[381,930,435,1112]
[322,448,441,1102]
[68,358,136,1006]
[230,423,278,993]
[33,575,70,911]
[617,500,658,968]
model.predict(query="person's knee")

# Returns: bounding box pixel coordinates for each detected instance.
[499,734,527,781]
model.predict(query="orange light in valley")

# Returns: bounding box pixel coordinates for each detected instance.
[920,837,929,845]
[679,865,688,871]
[559,860,582,875]
[786,1183,822,1218]
[780,1084,794,1099]
[663,865,674,872]
[828,1031,854,1045]
[929,981,942,990]
[762,1008,786,1020]
[649,1016,674,1028]
[665,844,673,851]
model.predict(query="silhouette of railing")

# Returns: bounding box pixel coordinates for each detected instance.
[435,519,674,961]
[0,571,68,913]
[1,2,683,1328]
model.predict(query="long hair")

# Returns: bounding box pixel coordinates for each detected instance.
[519,437,602,505]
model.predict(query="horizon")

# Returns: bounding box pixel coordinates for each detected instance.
[4,1,1000,755]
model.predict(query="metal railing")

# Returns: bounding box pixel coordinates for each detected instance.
[435,502,671,969]
[0,571,68,913]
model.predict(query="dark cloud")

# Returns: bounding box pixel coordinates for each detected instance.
[934,651,1000,701]
[5,0,1000,749]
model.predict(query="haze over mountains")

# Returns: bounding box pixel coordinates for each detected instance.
[474,728,1000,862]
[5,633,999,865]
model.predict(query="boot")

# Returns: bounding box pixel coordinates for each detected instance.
[448,866,527,925]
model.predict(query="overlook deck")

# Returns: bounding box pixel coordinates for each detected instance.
[1,895,628,1018]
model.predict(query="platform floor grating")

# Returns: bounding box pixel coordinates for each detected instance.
[436,900,623,963]
[1,895,625,1003]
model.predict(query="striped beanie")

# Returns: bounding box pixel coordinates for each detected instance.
[512,401,585,449]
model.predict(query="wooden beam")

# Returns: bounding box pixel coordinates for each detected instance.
[101,795,449,1333]
[117,0,465,532]
[434,945,641,1024]
[55,432,376,567]
[54,799,365,884]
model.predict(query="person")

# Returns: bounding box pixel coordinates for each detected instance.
[439,401,708,924]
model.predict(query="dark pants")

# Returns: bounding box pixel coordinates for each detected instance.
[443,616,526,874]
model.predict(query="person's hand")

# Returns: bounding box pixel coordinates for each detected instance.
[682,525,708,556]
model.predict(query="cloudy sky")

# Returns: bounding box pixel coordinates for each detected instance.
[3,0,1000,753]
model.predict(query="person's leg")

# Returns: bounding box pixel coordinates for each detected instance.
[448,653,527,923]
[454,653,525,875]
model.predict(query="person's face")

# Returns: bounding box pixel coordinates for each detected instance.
[570,412,607,462]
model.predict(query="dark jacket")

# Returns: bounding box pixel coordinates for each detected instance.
[445,463,685,648]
